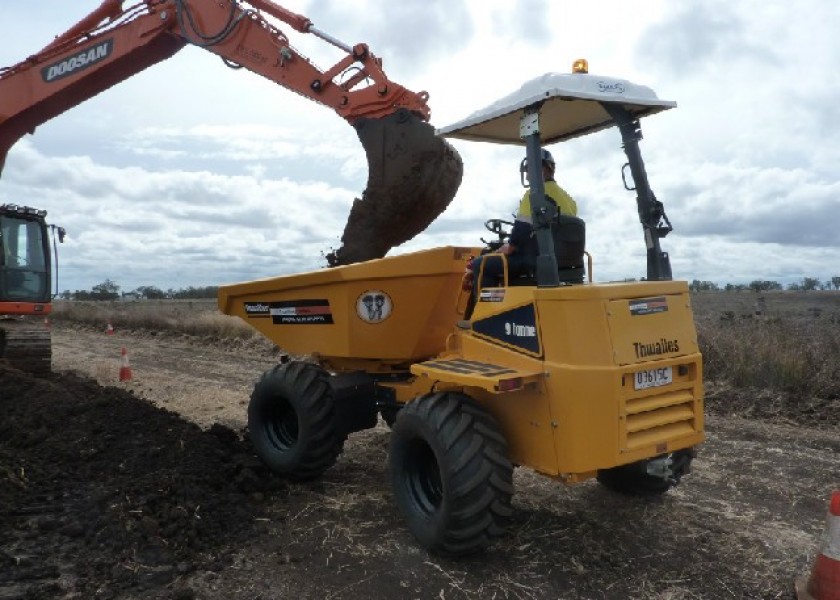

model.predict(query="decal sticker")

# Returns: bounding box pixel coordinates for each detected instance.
[596,80,626,95]
[356,290,393,324]
[479,289,506,303]
[270,300,333,324]
[244,302,271,318]
[41,39,114,83]
[505,321,536,337]
[629,296,668,316]
[472,304,541,355]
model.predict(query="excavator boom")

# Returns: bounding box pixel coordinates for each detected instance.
[0,0,462,260]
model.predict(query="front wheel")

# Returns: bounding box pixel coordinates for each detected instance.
[389,392,514,556]
[596,449,695,495]
[248,361,345,481]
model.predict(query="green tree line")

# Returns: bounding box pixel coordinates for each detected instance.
[690,276,840,292]
[60,279,218,300]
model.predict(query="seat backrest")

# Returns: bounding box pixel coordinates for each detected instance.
[552,214,586,269]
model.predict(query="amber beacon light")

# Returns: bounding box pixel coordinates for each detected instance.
[572,58,589,73]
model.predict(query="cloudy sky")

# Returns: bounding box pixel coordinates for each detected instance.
[1,0,837,293]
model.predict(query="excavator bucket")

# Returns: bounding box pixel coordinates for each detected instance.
[327,110,463,266]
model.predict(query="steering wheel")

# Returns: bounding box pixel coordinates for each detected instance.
[484,219,514,239]
[481,218,514,250]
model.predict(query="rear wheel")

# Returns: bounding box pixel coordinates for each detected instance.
[596,449,694,495]
[389,392,513,556]
[248,361,345,481]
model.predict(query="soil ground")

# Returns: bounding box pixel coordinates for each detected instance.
[1,322,838,600]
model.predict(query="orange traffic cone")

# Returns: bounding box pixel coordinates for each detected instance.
[119,347,132,382]
[796,490,840,600]
[106,322,115,335]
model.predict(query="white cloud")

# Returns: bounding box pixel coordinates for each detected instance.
[1,140,356,291]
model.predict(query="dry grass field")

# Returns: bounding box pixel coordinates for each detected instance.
[691,290,840,427]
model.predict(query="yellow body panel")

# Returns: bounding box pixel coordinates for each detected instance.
[430,279,704,479]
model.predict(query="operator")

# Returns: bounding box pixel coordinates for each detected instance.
[466,149,577,315]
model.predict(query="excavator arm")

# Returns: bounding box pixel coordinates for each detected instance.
[0,0,462,264]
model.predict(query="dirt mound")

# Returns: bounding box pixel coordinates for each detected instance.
[0,363,283,600]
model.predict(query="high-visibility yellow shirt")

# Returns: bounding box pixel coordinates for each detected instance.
[517,180,577,222]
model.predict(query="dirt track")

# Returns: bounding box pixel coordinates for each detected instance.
[1,323,837,599]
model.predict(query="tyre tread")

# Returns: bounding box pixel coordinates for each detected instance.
[249,361,344,481]
[390,393,513,556]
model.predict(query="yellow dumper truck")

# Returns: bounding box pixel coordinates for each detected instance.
[219,61,704,556]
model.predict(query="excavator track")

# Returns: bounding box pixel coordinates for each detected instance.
[327,111,464,266]
[0,318,51,375]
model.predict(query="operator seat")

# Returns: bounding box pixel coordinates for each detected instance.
[553,214,586,284]
[506,214,586,286]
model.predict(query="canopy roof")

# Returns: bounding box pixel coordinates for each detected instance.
[437,71,676,145]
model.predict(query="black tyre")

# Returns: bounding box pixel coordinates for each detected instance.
[596,449,694,495]
[389,392,514,556]
[248,361,345,481]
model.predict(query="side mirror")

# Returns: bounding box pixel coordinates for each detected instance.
[57,227,66,243]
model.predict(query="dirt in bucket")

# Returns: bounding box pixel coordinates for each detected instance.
[326,110,463,266]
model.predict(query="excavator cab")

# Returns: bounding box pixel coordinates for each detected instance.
[0,205,52,303]
[0,204,57,374]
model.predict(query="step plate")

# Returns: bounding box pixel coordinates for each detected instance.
[411,358,542,393]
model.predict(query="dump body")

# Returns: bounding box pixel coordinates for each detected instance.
[218,246,477,370]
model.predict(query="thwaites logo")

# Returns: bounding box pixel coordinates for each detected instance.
[41,39,114,83]
[633,338,680,359]
[629,296,668,316]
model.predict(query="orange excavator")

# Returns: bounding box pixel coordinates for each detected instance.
[0,0,463,373]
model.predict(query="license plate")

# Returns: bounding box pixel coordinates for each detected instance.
[633,366,673,390]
